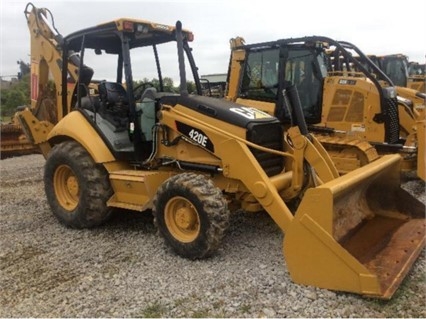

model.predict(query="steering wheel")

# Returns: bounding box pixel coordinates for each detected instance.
[133,82,155,101]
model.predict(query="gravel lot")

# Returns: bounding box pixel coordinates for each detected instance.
[1,154,425,318]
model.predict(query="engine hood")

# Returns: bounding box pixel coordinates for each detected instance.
[160,94,280,128]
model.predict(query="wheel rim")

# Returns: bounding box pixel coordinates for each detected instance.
[164,196,200,243]
[54,164,79,211]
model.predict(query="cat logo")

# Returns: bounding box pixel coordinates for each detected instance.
[229,107,272,120]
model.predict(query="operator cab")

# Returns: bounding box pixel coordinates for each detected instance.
[63,18,200,162]
[239,41,327,124]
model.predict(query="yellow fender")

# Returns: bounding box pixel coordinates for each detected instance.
[47,111,115,163]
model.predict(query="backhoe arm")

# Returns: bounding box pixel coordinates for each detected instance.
[19,3,87,155]
[24,2,80,121]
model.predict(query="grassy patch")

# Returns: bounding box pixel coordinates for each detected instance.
[192,309,212,318]
[141,301,166,318]
[240,303,251,314]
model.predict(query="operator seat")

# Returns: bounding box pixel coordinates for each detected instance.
[97,81,129,131]
[98,81,129,109]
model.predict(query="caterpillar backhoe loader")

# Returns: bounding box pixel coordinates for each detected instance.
[18,3,425,299]
[226,36,425,180]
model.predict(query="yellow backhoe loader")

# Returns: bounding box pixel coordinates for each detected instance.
[226,36,425,180]
[18,3,425,299]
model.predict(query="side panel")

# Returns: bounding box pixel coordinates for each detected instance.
[47,111,115,163]
[321,76,386,143]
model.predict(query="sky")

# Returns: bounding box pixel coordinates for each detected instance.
[1,0,425,84]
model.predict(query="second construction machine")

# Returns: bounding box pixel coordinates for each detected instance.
[19,3,425,299]
[226,36,425,180]
[361,53,425,94]
[329,41,425,180]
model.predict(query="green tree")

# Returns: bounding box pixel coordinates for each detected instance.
[0,74,30,117]
[133,76,197,95]
[1,90,26,117]
[162,77,176,92]
[186,81,196,94]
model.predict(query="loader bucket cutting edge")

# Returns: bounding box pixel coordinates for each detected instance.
[283,154,425,299]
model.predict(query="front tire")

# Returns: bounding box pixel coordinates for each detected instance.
[153,173,229,259]
[44,141,113,228]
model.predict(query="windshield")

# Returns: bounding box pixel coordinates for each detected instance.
[239,46,323,122]
[408,63,425,76]
[284,48,324,119]
[81,40,195,91]
[240,48,279,101]
[382,57,408,87]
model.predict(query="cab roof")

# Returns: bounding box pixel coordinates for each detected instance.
[64,18,193,53]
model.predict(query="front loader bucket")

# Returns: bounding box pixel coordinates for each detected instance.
[284,154,425,299]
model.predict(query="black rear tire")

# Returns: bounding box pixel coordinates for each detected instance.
[44,140,113,228]
[153,173,230,259]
